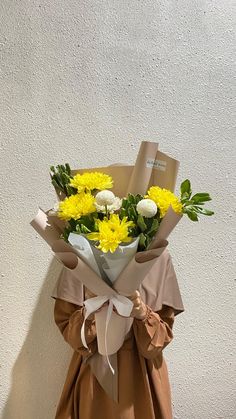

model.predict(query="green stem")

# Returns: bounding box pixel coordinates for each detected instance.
[105,204,109,218]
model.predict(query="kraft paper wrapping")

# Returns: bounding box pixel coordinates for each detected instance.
[126,141,159,195]
[30,204,183,353]
[148,206,183,250]
[70,141,179,197]
[30,140,185,401]
[126,141,179,194]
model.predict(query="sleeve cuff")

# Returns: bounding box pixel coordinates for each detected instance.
[135,305,153,322]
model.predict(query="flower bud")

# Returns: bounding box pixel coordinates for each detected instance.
[95,190,115,206]
[136,199,157,218]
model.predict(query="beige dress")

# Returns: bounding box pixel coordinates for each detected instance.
[53,299,176,419]
[51,249,185,419]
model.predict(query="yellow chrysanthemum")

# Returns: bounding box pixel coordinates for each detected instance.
[69,172,113,193]
[87,214,134,253]
[146,186,183,218]
[57,192,96,221]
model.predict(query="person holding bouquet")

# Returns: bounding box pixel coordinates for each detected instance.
[53,248,182,419]
[30,143,213,419]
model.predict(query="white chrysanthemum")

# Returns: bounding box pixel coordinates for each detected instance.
[48,202,60,216]
[136,199,157,218]
[95,190,115,206]
[95,196,122,214]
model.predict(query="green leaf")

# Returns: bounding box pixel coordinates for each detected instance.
[51,179,62,191]
[136,194,144,202]
[121,198,128,209]
[186,210,199,221]
[181,192,191,202]
[128,206,137,221]
[139,233,146,249]
[68,218,77,230]
[191,193,212,203]
[194,207,214,216]
[61,172,70,186]
[80,224,91,234]
[75,224,81,233]
[128,194,135,204]
[65,163,71,175]
[137,214,147,232]
[148,218,159,237]
[181,179,191,197]
[119,208,126,219]
[145,235,152,249]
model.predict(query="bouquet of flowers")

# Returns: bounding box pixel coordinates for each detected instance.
[30,141,213,371]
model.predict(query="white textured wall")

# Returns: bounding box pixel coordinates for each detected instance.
[1,1,236,418]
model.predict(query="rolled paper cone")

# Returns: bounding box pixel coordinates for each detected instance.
[148,206,183,250]
[151,150,180,192]
[30,208,61,247]
[54,251,79,269]
[135,239,168,263]
[52,143,179,200]
[54,252,116,297]
[95,309,133,355]
[113,241,168,296]
[126,141,159,195]
[52,238,79,255]
[50,214,66,232]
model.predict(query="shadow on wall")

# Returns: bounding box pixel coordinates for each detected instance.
[2,258,72,419]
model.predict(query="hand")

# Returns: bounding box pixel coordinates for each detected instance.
[128,290,148,320]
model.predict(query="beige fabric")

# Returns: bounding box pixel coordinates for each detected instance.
[70,141,179,197]
[51,248,184,403]
[53,299,176,419]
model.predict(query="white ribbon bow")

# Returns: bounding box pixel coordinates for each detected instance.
[81,295,133,374]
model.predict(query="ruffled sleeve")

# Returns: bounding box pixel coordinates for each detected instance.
[54,298,97,357]
[133,304,175,359]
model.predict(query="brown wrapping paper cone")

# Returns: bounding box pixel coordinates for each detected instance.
[30,208,62,246]
[148,206,183,250]
[53,252,116,298]
[126,141,179,195]
[126,141,159,195]
[113,241,168,296]
[67,141,179,199]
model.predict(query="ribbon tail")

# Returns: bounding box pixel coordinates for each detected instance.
[105,300,115,375]
[81,296,108,349]
[81,310,90,349]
